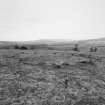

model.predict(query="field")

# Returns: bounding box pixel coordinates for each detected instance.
[0,40,105,105]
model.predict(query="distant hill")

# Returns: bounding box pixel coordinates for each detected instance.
[77,38,105,47]
[18,37,105,46]
[0,37,105,47]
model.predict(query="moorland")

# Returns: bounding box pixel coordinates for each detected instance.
[0,39,105,105]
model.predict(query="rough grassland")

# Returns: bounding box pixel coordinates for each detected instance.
[0,44,105,105]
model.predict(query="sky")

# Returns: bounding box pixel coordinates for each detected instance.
[0,0,105,41]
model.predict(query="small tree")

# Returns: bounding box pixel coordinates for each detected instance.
[73,44,79,51]
[90,46,97,52]
[94,47,97,52]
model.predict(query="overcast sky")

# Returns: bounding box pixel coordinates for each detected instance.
[0,0,105,41]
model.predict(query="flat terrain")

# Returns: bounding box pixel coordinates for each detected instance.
[0,40,105,105]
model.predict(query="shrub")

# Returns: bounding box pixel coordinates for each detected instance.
[14,45,20,49]
[90,46,97,52]
[20,46,28,50]
[73,44,79,51]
